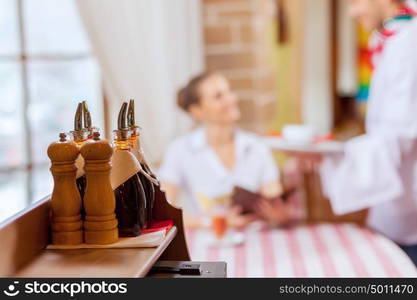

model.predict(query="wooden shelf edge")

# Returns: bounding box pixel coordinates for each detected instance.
[135,226,178,277]
[12,226,178,278]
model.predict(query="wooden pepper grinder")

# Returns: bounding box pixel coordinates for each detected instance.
[47,132,83,245]
[81,132,118,244]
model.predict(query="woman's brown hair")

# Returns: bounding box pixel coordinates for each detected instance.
[177,71,214,112]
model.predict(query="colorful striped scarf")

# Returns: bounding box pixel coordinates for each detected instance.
[369,4,417,68]
[356,2,416,106]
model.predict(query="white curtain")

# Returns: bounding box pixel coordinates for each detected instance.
[76,0,203,163]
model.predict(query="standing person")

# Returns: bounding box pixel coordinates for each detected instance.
[300,0,417,265]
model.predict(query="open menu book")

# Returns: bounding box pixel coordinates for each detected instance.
[231,186,296,215]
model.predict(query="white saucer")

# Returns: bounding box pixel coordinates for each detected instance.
[207,231,245,247]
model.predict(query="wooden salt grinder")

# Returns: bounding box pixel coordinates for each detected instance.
[81,132,118,244]
[47,133,83,245]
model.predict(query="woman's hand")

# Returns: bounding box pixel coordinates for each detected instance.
[255,198,290,226]
[226,205,258,229]
[260,180,283,199]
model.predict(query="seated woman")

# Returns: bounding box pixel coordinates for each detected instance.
[158,71,290,228]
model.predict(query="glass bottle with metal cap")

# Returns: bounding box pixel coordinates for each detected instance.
[113,102,147,236]
[70,103,89,199]
[127,99,156,177]
[70,103,89,147]
[127,99,157,226]
[82,100,100,139]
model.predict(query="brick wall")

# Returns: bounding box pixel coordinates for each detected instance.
[202,0,277,133]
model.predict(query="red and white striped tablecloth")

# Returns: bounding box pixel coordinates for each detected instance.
[186,223,417,277]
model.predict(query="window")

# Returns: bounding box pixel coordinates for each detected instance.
[0,0,102,219]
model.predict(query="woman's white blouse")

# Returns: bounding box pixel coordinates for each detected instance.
[158,127,279,214]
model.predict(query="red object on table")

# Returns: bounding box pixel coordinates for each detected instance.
[266,130,282,137]
[141,220,173,235]
[313,132,334,143]
[266,130,334,142]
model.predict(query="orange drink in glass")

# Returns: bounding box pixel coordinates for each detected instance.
[211,215,227,239]
[210,205,228,240]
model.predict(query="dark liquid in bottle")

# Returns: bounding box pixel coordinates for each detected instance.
[115,173,147,236]
[138,169,155,227]
[76,175,86,200]
[135,173,148,229]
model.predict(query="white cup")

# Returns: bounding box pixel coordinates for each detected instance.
[282,124,316,144]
